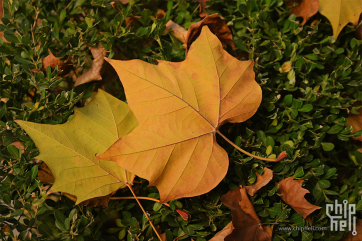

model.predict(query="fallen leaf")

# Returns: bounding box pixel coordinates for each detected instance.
[155,9,165,20]
[125,15,142,28]
[263,225,274,239]
[38,162,114,207]
[17,90,137,204]
[176,209,191,221]
[166,13,235,52]
[38,162,54,184]
[319,0,362,39]
[346,104,362,141]
[209,222,234,241]
[74,45,107,87]
[187,14,235,51]
[245,167,273,196]
[285,0,319,25]
[278,177,321,219]
[11,141,25,153]
[166,20,188,44]
[194,0,210,17]
[339,219,362,240]
[219,186,271,241]
[41,49,72,76]
[97,26,262,203]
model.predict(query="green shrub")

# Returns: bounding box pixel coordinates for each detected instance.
[0,0,361,240]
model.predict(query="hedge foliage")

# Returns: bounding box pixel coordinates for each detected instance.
[0,0,362,240]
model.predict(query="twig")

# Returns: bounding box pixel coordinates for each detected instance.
[216,130,287,162]
[126,183,162,241]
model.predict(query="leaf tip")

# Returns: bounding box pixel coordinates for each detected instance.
[275,151,287,162]
[176,209,191,221]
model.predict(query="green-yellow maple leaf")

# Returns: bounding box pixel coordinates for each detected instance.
[16,90,137,204]
[319,0,362,39]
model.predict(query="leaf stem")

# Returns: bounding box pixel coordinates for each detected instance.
[216,130,287,162]
[110,196,170,207]
[126,184,162,241]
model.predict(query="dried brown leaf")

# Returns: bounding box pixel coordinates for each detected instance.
[160,233,167,241]
[263,225,274,239]
[278,177,321,219]
[339,219,362,240]
[219,186,271,241]
[246,167,273,196]
[40,49,72,76]
[209,222,234,241]
[11,141,24,153]
[194,0,210,17]
[166,13,235,52]
[155,9,165,20]
[74,45,107,87]
[176,209,191,221]
[346,103,362,142]
[38,162,55,184]
[166,20,188,44]
[187,13,235,50]
[285,0,319,25]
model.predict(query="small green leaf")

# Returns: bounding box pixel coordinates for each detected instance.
[118,229,126,240]
[7,144,21,159]
[38,224,53,237]
[299,104,313,112]
[294,166,304,178]
[321,142,334,151]
[153,202,162,212]
[266,145,273,155]
[283,94,293,106]
[31,165,38,179]
[10,209,24,217]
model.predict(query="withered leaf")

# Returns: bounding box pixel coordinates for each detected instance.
[11,141,25,154]
[246,167,273,196]
[278,177,321,219]
[97,26,262,203]
[194,0,210,17]
[339,219,362,240]
[74,45,107,87]
[187,13,235,51]
[166,13,235,52]
[41,49,73,76]
[38,162,55,184]
[209,222,234,241]
[166,20,188,45]
[285,0,319,25]
[220,186,271,241]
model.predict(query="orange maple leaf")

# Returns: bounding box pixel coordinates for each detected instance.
[278,177,321,219]
[97,26,263,203]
